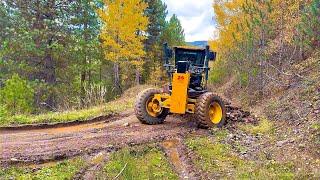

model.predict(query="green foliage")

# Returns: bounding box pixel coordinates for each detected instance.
[0,85,150,126]
[299,0,320,49]
[162,14,186,46]
[0,0,186,113]
[145,0,168,50]
[1,95,134,126]
[209,59,229,85]
[102,147,178,179]
[0,158,85,180]
[0,74,34,114]
[0,104,8,123]
[142,0,168,83]
[0,0,111,111]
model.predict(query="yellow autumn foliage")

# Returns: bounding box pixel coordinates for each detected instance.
[210,0,307,58]
[210,0,248,53]
[98,0,148,69]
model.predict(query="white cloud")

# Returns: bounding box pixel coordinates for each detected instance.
[162,0,217,42]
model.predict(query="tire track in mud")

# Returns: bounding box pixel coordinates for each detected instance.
[160,138,201,179]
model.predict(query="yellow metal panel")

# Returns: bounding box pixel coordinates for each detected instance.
[155,93,171,109]
[186,104,195,114]
[170,73,190,114]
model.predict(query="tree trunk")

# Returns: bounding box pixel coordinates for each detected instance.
[259,20,266,98]
[80,4,89,107]
[44,1,57,110]
[80,70,86,106]
[135,69,140,85]
[114,63,121,93]
[44,41,57,110]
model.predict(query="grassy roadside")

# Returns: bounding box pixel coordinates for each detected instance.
[185,117,319,179]
[98,145,178,179]
[0,145,178,180]
[1,97,134,127]
[0,158,86,180]
[185,135,295,179]
[0,85,153,127]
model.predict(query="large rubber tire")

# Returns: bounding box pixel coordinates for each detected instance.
[134,88,169,125]
[195,92,226,128]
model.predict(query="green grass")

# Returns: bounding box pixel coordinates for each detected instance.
[237,161,295,180]
[239,118,275,135]
[1,97,134,126]
[210,128,229,141]
[311,122,320,145]
[185,136,296,179]
[185,137,244,175]
[101,146,178,180]
[311,123,320,131]
[0,158,85,180]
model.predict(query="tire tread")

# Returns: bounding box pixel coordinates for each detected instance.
[134,88,168,125]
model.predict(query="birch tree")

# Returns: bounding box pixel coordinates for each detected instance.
[98,0,148,92]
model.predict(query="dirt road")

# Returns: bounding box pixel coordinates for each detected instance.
[0,112,202,165]
[0,103,254,167]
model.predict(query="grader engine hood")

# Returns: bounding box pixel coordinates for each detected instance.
[170,73,190,114]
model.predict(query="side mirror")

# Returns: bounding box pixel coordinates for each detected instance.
[166,49,173,59]
[209,51,217,61]
[163,43,173,64]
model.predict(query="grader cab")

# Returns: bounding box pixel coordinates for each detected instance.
[134,43,226,128]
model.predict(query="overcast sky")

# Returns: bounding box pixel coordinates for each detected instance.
[162,0,217,42]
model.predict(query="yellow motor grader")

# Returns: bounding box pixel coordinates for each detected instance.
[134,43,226,128]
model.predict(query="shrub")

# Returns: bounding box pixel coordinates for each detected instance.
[0,104,8,124]
[0,74,34,114]
[209,59,229,85]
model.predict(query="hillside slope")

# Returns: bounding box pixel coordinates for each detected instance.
[206,49,320,179]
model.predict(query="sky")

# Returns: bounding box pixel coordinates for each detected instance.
[162,0,217,42]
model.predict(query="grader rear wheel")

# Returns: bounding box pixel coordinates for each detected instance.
[134,88,169,125]
[195,92,226,128]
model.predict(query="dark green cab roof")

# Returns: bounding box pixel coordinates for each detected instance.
[173,46,206,51]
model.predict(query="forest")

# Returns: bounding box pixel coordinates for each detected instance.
[0,0,185,119]
[0,0,319,179]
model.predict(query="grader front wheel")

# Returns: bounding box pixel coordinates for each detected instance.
[134,88,169,125]
[195,92,226,128]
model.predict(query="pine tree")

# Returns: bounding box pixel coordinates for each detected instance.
[70,0,103,106]
[143,0,168,83]
[0,0,107,110]
[145,0,168,52]
[161,14,186,46]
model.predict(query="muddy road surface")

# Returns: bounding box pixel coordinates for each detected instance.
[0,103,254,167]
[0,111,203,165]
